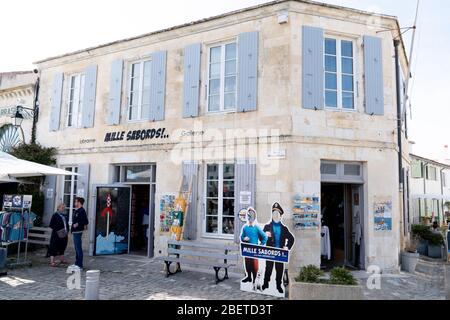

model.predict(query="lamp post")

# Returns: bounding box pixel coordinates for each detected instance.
[11,105,36,143]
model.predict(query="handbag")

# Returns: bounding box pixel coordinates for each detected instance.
[56,228,67,239]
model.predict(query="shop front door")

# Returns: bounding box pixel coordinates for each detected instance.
[94,186,131,256]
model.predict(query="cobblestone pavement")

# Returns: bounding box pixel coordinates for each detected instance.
[0,249,447,300]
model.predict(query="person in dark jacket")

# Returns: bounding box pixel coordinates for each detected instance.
[262,202,295,294]
[48,203,69,267]
[71,197,89,269]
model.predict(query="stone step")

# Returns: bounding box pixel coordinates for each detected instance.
[414,258,446,279]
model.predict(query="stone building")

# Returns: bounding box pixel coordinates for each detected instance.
[0,71,38,151]
[34,0,410,272]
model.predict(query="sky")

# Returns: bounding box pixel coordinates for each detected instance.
[1,0,449,160]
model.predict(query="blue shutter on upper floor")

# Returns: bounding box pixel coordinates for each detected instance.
[302,26,324,110]
[183,43,201,118]
[49,73,64,131]
[81,65,98,128]
[234,160,256,243]
[237,31,259,112]
[364,36,384,116]
[149,51,167,121]
[107,59,124,125]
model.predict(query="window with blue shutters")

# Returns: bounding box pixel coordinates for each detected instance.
[127,59,152,121]
[207,41,238,113]
[324,36,356,110]
[66,73,85,128]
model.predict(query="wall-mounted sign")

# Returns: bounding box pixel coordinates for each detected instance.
[104,128,169,143]
[292,194,320,230]
[0,106,32,119]
[267,149,286,160]
[373,199,392,231]
[239,191,252,206]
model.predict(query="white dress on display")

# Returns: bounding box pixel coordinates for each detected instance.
[321,225,331,260]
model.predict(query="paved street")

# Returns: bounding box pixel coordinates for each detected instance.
[0,249,447,300]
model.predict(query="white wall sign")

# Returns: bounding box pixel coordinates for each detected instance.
[267,149,286,160]
[46,189,54,199]
[240,191,252,205]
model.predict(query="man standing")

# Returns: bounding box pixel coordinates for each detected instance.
[262,202,295,294]
[240,208,267,286]
[71,197,89,270]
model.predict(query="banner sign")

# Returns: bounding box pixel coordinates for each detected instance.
[240,243,289,263]
[104,128,169,143]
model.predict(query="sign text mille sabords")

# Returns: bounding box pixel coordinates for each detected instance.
[104,128,169,142]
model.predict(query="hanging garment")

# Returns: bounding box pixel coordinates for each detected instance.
[22,211,37,239]
[2,212,13,242]
[8,212,24,241]
[321,225,331,260]
[355,222,362,246]
[0,212,3,241]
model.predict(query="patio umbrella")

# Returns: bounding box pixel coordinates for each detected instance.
[0,151,78,178]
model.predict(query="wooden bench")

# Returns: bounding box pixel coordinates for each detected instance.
[156,240,239,284]
[27,227,52,246]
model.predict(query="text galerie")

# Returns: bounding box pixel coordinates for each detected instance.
[104,128,169,143]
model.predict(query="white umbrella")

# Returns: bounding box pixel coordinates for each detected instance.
[0,152,78,178]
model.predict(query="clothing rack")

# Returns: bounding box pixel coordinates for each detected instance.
[0,195,33,268]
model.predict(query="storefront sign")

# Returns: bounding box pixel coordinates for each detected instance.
[373,199,393,231]
[104,128,169,143]
[239,191,252,206]
[240,243,289,263]
[292,194,320,230]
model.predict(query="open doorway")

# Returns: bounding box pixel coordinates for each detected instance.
[321,183,364,270]
[130,185,150,255]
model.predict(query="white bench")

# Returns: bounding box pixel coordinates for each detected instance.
[156,240,239,284]
[27,227,52,246]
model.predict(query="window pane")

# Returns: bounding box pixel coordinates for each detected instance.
[225,60,236,75]
[325,90,337,108]
[342,75,354,91]
[207,164,219,180]
[208,95,220,112]
[223,164,235,179]
[325,73,337,90]
[225,76,236,92]
[341,40,353,57]
[224,93,236,110]
[131,76,140,92]
[132,62,141,77]
[207,181,219,197]
[209,79,220,95]
[142,89,150,105]
[223,200,234,216]
[206,216,218,233]
[206,199,218,216]
[222,216,234,235]
[325,55,336,72]
[143,61,151,77]
[210,46,221,63]
[325,39,336,55]
[129,105,138,120]
[210,63,221,78]
[225,43,237,60]
[223,181,234,197]
[129,92,139,107]
[342,58,353,74]
[344,164,361,176]
[342,92,354,109]
[124,165,152,183]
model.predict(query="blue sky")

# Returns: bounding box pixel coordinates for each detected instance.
[1,0,448,160]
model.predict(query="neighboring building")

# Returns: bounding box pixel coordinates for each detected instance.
[0,71,38,151]
[409,154,450,225]
[34,0,410,272]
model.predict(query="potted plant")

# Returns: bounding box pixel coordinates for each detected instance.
[425,232,444,259]
[401,236,420,273]
[289,265,363,300]
[411,224,429,256]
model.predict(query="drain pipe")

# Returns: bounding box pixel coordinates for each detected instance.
[394,40,403,187]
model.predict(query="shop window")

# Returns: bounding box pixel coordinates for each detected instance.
[67,73,85,128]
[207,41,238,113]
[114,165,156,183]
[61,166,78,216]
[127,59,152,121]
[205,163,235,237]
[321,161,363,183]
[324,37,356,110]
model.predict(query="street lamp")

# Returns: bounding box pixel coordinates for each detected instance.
[13,107,25,127]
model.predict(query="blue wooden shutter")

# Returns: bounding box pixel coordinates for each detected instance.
[49,73,64,131]
[182,162,199,240]
[77,163,90,202]
[149,51,167,121]
[81,65,98,128]
[234,160,256,243]
[43,175,57,226]
[107,59,123,125]
[364,36,384,115]
[237,31,259,112]
[302,26,324,110]
[183,43,201,118]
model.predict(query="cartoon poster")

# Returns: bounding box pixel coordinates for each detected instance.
[373,199,393,231]
[159,195,176,233]
[239,203,295,298]
[292,194,320,230]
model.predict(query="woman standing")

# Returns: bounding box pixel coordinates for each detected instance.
[48,203,69,267]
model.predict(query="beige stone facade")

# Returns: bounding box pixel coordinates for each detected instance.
[34,0,410,272]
